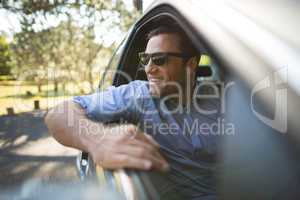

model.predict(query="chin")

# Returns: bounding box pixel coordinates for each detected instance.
[149,87,161,97]
[149,83,163,97]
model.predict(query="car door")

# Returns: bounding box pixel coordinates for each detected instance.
[107,1,300,199]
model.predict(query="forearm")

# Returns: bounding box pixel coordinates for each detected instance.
[45,100,106,153]
[45,100,169,171]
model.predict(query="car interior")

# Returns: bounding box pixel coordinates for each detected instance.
[78,13,300,200]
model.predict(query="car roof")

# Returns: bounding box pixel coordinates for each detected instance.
[142,0,300,95]
[146,0,300,49]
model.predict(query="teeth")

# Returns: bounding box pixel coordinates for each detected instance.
[149,78,160,80]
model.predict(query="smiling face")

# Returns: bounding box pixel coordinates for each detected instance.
[144,33,197,97]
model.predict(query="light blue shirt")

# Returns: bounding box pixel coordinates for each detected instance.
[74,80,221,199]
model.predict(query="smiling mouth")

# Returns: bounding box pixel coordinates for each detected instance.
[149,79,161,82]
[148,77,163,82]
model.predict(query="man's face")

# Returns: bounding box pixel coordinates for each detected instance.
[144,33,195,97]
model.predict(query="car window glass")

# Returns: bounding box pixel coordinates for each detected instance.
[99,39,125,90]
[198,54,221,82]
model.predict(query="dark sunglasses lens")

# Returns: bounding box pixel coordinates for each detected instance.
[152,55,167,66]
[140,54,150,66]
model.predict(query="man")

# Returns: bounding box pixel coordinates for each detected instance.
[46,24,220,199]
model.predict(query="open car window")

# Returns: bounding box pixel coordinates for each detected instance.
[99,38,126,90]
[112,15,226,85]
[105,6,300,199]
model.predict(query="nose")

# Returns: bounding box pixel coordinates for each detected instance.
[144,59,158,74]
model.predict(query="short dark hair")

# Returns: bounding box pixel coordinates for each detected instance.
[147,23,199,62]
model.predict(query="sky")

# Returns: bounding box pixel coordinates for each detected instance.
[0,0,155,44]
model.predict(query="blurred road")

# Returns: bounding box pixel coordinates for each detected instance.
[0,110,79,197]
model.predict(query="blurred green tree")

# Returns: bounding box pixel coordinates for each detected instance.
[1,0,140,93]
[0,35,12,75]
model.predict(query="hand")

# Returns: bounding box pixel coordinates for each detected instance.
[88,124,169,172]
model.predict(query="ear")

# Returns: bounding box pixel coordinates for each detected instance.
[186,57,198,71]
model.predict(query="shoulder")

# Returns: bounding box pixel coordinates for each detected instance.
[119,80,150,96]
[127,80,149,89]
[95,80,151,107]
[102,80,147,94]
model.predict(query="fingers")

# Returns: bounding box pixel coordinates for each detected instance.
[124,125,159,148]
[92,124,170,172]
[135,131,160,148]
[123,125,169,171]
[117,145,169,172]
[114,154,152,170]
[127,139,167,164]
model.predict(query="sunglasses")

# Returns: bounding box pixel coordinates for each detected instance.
[138,52,192,67]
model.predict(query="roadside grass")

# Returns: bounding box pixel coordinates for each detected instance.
[0,81,96,115]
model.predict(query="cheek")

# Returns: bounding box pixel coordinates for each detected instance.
[157,68,169,80]
[167,64,186,81]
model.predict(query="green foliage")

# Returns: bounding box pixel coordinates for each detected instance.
[0,35,12,75]
[1,0,141,92]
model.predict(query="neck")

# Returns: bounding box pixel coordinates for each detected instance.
[167,80,196,107]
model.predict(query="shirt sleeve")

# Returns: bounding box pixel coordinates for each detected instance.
[73,81,146,124]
